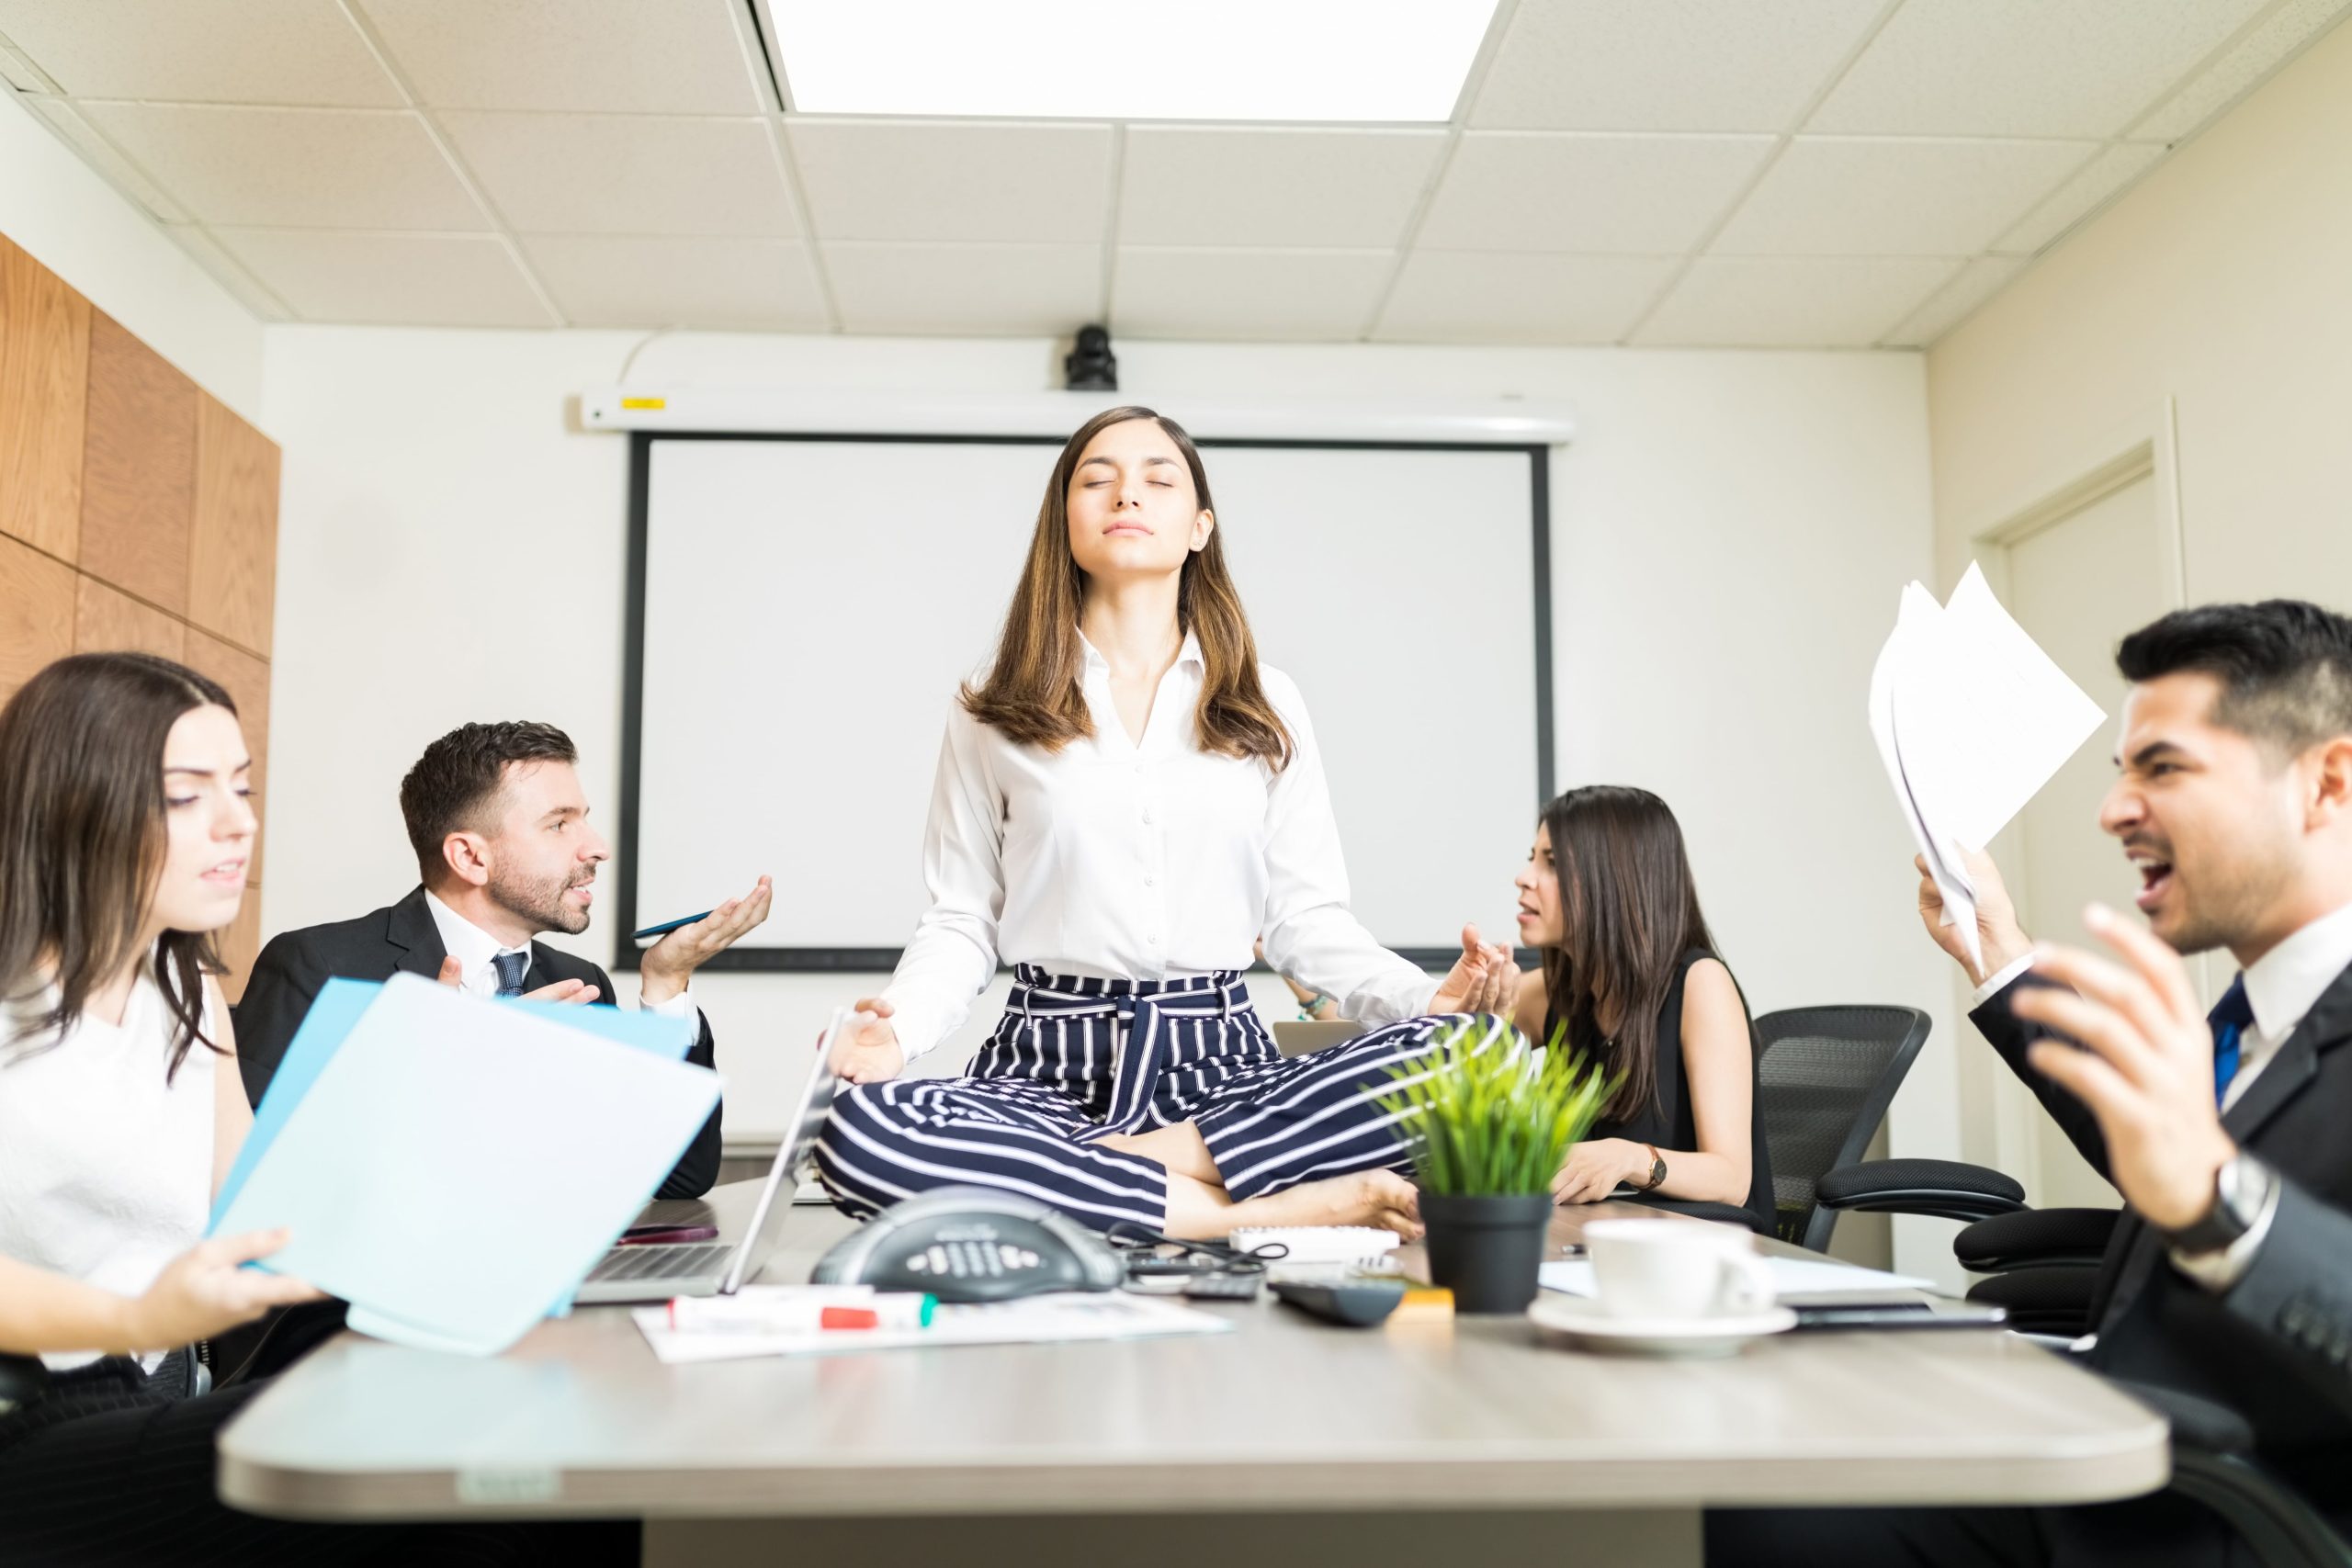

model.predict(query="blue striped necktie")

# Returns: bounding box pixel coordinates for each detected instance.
[491,950,530,998]
[2210,976,2253,1108]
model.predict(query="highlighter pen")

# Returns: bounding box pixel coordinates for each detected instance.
[666,1292,938,1334]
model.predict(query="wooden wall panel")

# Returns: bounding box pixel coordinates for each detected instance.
[0,534,77,703]
[79,311,197,615]
[184,627,270,886]
[0,236,90,563]
[74,573,186,662]
[189,393,279,655]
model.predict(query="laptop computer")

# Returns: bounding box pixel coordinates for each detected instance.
[572,1007,851,1305]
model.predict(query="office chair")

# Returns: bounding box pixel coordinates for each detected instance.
[1744,1005,1935,1250]
[2109,1377,2352,1568]
[0,1352,50,1417]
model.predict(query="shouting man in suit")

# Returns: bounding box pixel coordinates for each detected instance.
[234,721,771,1200]
[1714,599,2352,1566]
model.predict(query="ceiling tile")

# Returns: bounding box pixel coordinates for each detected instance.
[522,235,828,329]
[1112,249,1391,341]
[1375,252,1679,344]
[0,0,401,106]
[1472,0,1885,131]
[76,103,487,230]
[2132,0,2352,141]
[211,229,556,325]
[356,0,763,113]
[1992,142,2167,254]
[1118,128,1445,248]
[825,242,1100,335]
[164,226,295,320]
[1634,255,1961,346]
[441,113,795,237]
[789,119,1114,243]
[1713,136,2094,255]
[27,98,190,222]
[1881,255,2030,346]
[1809,0,2271,138]
[1418,132,1774,252]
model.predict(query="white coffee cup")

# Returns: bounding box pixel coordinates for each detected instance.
[1583,1219,1775,1321]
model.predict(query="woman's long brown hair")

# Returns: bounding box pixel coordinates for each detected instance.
[960,406,1293,769]
[0,652,238,1080]
[1538,785,1719,1123]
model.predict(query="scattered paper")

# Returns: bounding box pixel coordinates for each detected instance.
[209,974,721,1357]
[1868,562,2106,970]
[633,1290,1233,1363]
[1539,1258,1934,1300]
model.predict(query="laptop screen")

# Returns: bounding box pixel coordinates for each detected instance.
[718,1007,849,1294]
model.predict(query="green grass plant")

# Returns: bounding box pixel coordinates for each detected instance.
[1375,1015,1619,1197]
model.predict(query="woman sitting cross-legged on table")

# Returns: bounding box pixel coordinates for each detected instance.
[813,405,1522,1239]
[1507,785,1776,1235]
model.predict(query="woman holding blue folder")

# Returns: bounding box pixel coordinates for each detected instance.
[0,652,626,1564]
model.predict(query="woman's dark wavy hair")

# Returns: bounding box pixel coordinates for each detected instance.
[1537,784,1718,1123]
[0,652,239,1080]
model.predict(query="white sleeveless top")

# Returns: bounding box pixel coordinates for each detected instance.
[0,970,217,1370]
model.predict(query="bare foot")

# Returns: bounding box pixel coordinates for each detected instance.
[1231,1169,1423,1240]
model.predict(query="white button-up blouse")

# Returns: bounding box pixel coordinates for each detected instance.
[881,631,1435,1061]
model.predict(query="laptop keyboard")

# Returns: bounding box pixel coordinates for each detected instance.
[584,1243,734,1283]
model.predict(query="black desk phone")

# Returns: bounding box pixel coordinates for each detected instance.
[810,1187,1125,1303]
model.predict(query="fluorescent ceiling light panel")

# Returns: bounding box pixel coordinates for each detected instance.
[763,1,1500,121]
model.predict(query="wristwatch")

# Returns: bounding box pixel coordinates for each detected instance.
[2164,1152,2274,1256]
[1638,1144,1668,1192]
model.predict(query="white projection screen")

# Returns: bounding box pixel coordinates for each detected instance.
[624,433,1551,970]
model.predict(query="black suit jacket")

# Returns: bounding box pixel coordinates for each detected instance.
[232,886,722,1200]
[1974,964,2352,1506]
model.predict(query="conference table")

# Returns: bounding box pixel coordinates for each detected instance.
[217,1181,2168,1568]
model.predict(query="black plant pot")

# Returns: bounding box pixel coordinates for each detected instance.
[1419,1191,1555,1314]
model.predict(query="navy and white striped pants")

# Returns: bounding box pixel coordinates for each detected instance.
[817,966,1468,1230]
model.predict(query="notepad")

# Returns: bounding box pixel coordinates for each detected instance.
[209,974,721,1357]
[631,1290,1234,1364]
[1869,563,2105,970]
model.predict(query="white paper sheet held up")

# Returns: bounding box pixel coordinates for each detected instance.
[210,974,721,1357]
[1539,1258,1934,1299]
[1869,562,2105,970]
[632,1291,1233,1363]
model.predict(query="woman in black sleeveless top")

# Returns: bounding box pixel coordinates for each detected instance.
[1508,785,1776,1236]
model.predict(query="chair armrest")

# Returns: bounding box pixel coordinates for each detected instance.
[1814,1157,2030,1222]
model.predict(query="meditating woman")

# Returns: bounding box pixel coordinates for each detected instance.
[0,652,624,1564]
[816,405,1520,1238]
[1509,785,1776,1235]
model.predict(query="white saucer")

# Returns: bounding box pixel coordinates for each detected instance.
[1527,1292,1797,1358]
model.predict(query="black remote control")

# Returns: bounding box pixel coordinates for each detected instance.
[1272,1279,1405,1326]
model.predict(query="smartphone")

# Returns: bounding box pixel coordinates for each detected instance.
[1791,1299,2009,1331]
[633,909,714,942]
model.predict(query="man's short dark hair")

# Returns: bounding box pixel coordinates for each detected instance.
[2116,600,2352,759]
[399,721,578,881]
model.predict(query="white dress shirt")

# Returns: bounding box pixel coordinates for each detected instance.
[424,890,696,1023]
[1975,897,2352,1290]
[881,632,1435,1062]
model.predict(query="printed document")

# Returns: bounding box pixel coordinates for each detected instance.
[1869,563,2106,970]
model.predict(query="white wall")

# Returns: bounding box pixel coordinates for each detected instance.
[0,89,265,423]
[260,325,1952,1270]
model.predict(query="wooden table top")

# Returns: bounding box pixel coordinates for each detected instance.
[217,1182,2168,1521]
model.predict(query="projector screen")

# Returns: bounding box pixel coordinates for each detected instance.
[623,432,1550,969]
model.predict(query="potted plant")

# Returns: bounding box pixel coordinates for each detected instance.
[1376,1015,1616,1314]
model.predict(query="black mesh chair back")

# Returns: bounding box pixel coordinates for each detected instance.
[1754,1005,1933,1252]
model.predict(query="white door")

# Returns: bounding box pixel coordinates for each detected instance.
[1998,469,2194,1209]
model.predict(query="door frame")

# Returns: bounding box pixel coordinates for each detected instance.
[1956,398,2191,1200]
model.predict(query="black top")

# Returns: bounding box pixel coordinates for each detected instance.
[1545,948,1775,1236]
[232,886,722,1200]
